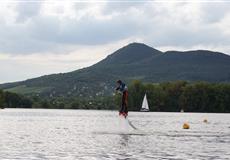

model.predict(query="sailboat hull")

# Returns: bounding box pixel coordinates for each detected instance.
[140,108,149,112]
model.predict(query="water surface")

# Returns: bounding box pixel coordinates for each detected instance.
[0,109,229,160]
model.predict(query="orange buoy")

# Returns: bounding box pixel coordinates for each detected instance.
[183,123,190,129]
[203,119,208,123]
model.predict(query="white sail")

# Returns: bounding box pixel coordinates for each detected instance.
[140,94,149,111]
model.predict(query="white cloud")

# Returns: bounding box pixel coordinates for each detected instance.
[15,1,42,23]
[218,13,230,35]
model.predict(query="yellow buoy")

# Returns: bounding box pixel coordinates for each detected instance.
[203,119,208,123]
[183,123,190,129]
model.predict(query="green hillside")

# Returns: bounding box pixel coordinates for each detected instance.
[0,43,230,98]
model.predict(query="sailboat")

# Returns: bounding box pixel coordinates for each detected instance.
[140,94,149,112]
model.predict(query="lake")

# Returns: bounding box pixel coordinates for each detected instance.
[0,109,229,160]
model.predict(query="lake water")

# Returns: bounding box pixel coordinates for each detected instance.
[0,109,229,160]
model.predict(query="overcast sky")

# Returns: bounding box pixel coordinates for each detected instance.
[0,1,230,83]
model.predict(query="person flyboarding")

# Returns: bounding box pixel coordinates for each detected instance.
[116,80,128,118]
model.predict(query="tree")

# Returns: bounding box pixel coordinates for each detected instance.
[3,91,32,108]
[128,80,145,111]
[0,90,4,108]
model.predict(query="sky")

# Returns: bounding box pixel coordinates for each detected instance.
[0,0,230,83]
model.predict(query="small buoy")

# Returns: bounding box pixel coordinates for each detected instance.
[203,119,208,123]
[183,123,190,129]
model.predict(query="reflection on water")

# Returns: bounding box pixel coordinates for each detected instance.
[0,109,230,160]
[120,134,129,147]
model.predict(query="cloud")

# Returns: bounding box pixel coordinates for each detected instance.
[15,1,42,23]
[1,1,230,55]
[200,2,230,23]
[0,2,142,55]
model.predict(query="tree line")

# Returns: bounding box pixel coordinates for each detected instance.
[0,90,32,108]
[127,80,230,113]
[1,81,230,113]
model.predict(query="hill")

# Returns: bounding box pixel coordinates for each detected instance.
[0,42,230,98]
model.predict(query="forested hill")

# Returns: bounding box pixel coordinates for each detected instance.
[0,42,230,98]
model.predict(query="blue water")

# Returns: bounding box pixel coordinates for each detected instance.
[0,109,229,159]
